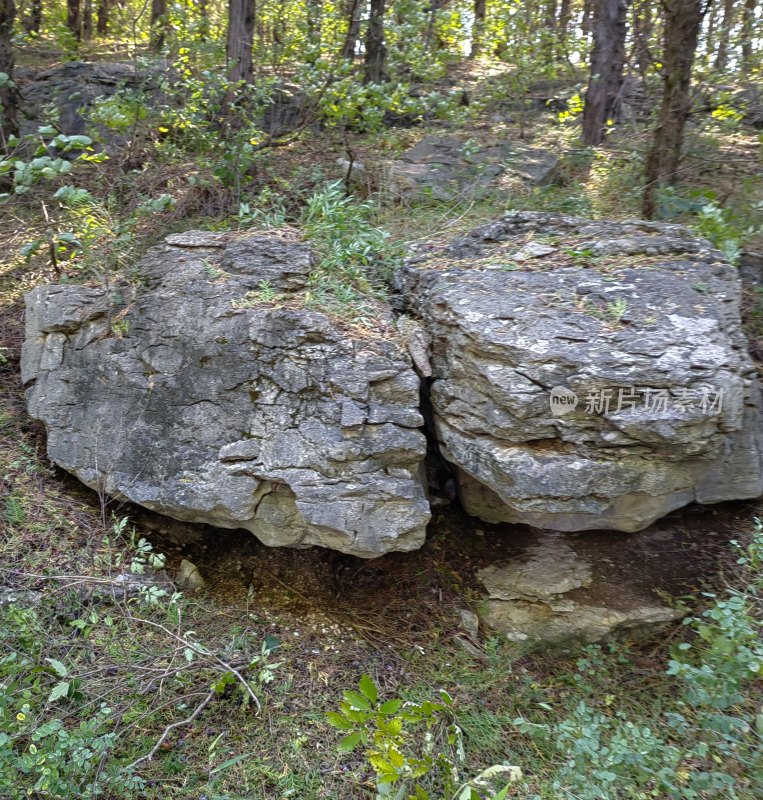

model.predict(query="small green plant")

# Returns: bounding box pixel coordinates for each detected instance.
[606,297,628,324]
[300,181,403,319]
[328,675,520,799]
[0,607,145,799]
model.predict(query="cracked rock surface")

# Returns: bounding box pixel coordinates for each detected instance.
[21,232,430,557]
[396,211,763,532]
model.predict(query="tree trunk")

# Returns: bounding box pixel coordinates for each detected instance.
[631,0,652,79]
[97,0,109,34]
[23,0,42,33]
[558,0,572,48]
[470,0,486,57]
[714,0,735,70]
[363,0,387,83]
[424,0,446,51]
[227,0,255,83]
[307,0,321,46]
[741,0,757,71]
[67,0,81,40]
[642,0,705,218]
[82,0,93,39]
[150,0,167,51]
[582,0,628,146]
[698,0,718,54]
[196,0,210,40]
[340,0,361,59]
[0,0,18,146]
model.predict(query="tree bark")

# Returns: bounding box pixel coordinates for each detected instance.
[0,0,18,145]
[363,0,387,83]
[82,0,93,39]
[97,0,109,34]
[582,0,628,146]
[67,0,81,40]
[741,0,757,71]
[150,0,167,51]
[227,0,255,83]
[470,0,486,57]
[630,0,652,79]
[642,0,705,218]
[558,0,572,48]
[714,0,735,70]
[23,0,42,33]
[340,0,361,59]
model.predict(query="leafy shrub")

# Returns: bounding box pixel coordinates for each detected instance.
[514,522,763,800]
[300,181,403,318]
[329,675,520,800]
[0,607,144,799]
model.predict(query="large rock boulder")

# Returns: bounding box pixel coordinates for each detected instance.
[396,211,763,532]
[18,61,163,138]
[21,231,430,558]
[388,136,558,203]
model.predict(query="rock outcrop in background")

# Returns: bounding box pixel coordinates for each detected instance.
[396,211,763,532]
[21,231,430,558]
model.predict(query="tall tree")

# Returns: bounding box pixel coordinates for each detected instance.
[642,0,705,218]
[82,0,93,39]
[23,0,42,33]
[582,0,628,146]
[471,0,486,57]
[67,0,81,39]
[0,0,18,146]
[150,0,167,51]
[557,0,572,55]
[227,0,255,83]
[97,0,109,34]
[340,0,362,59]
[363,0,387,83]
[631,0,653,79]
[714,0,735,71]
[741,0,757,71]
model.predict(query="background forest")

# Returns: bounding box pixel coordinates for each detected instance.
[0,1,762,799]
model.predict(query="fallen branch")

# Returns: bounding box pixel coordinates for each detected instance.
[128,690,215,769]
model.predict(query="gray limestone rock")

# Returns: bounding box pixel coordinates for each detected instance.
[397,211,763,532]
[388,136,558,202]
[22,232,430,558]
[478,532,682,647]
[19,61,165,139]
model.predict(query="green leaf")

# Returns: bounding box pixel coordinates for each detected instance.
[343,690,371,711]
[45,658,68,677]
[378,699,403,715]
[337,731,363,752]
[358,673,378,704]
[326,711,355,730]
[210,752,250,775]
[48,680,70,703]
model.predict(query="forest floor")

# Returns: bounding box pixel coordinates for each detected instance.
[1,43,762,799]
